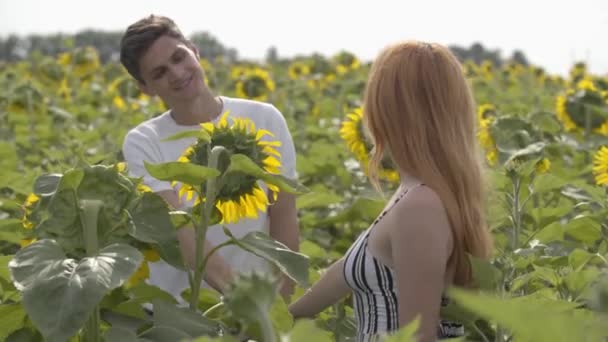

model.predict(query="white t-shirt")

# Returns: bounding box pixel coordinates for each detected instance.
[122,96,297,303]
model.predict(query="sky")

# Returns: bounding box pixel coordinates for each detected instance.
[1,0,607,76]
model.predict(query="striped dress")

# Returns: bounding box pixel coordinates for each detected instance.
[342,185,464,341]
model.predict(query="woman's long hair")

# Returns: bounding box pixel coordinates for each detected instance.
[363,41,493,286]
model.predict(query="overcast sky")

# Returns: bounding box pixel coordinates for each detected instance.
[1,0,607,76]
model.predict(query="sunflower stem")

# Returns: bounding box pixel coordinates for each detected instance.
[79,199,104,342]
[190,145,228,311]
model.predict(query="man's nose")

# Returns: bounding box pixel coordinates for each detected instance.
[168,64,186,82]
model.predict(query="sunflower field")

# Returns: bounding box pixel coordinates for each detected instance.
[1,45,608,341]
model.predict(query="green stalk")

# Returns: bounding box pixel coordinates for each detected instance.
[511,177,522,251]
[258,314,276,342]
[190,146,227,311]
[79,199,104,342]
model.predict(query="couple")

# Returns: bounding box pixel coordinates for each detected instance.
[119,15,493,342]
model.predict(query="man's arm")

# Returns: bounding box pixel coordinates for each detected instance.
[268,191,300,301]
[157,189,234,294]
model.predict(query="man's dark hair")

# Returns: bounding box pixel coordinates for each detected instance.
[120,15,188,83]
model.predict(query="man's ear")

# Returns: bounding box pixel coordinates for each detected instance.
[138,81,155,96]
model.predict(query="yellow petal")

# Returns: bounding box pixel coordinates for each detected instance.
[263,146,281,158]
[256,129,275,140]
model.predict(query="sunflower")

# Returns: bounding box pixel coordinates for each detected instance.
[21,193,40,230]
[125,248,161,288]
[555,79,608,135]
[569,62,587,85]
[333,51,361,75]
[593,146,608,186]
[477,117,498,166]
[476,104,498,166]
[57,46,101,78]
[235,68,276,101]
[288,61,311,80]
[177,112,282,224]
[339,108,368,162]
[535,158,551,174]
[339,107,399,182]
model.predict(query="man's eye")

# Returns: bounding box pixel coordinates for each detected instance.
[173,51,185,63]
[153,70,165,79]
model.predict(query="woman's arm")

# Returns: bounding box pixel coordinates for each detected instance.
[288,257,351,318]
[387,186,453,342]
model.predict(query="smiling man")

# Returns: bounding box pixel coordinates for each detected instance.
[119,15,299,304]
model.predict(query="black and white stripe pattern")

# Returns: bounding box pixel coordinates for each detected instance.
[342,184,464,341]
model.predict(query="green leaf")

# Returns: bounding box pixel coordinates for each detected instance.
[0,219,23,244]
[162,129,211,143]
[531,265,562,287]
[170,210,191,230]
[100,309,149,333]
[469,255,502,291]
[296,191,342,210]
[33,173,63,196]
[104,326,140,342]
[226,154,307,194]
[382,316,420,341]
[282,319,332,342]
[505,142,546,163]
[9,240,142,342]
[0,255,13,283]
[128,282,178,306]
[269,296,293,333]
[532,222,564,244]
[299,240,327,260]
[0,141,18,171]
[449,288,608,342]
[151,299,222,337]
[565,216,601,244]
[144,161,220,186]
[228,230,309,288]
[0,304,27,341]
[532,174,568,193]
[568,249,607,270]
[564,269,601,299]
[529,111,562,135]
[139,325,191,341]
[57,169,84,191]
[128,192,179,246]
[223,272,277,340]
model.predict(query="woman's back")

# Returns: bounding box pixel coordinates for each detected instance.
[343,183,464,341]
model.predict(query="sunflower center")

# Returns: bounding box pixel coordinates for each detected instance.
[565,94,607,129]
[242,76,269,97]
[190,125,268,201]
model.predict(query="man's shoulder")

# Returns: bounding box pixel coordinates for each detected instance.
[223,96,283,120]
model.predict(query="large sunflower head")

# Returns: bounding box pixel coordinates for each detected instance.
[593,146,608,186]
[339,107,399,182]
[235,68,275,101]
[177,112,282,224]
[555,79,608,135]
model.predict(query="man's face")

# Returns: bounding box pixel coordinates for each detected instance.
[138,35,206,106]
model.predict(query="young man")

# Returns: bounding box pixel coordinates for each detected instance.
[119,15,299,304]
